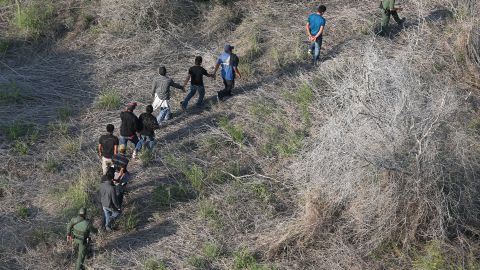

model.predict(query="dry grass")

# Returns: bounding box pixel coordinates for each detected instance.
[1,0,480,269]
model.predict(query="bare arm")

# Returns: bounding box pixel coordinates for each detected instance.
[98,144,102,157]
[113,145,118,155]
[314,25,325,39]
[234,66,241,79]
[151,81,157,97]
[213,63,220,78]
[183,74,191,89]
[306,23,312,37]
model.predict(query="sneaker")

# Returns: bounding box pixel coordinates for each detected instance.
[105,226,112,232]
[132,151,137,159]
[308,49,313,55]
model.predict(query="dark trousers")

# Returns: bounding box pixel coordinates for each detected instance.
[218,79,235,99]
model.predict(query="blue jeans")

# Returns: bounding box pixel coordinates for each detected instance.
[135,135,155,152]
[157,107,171,123]
[182,85,205,109]
[119,135,139,149]
[309,35,323,65]
[103,207,120,229]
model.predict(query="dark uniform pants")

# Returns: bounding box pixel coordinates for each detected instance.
[382,10,403,27]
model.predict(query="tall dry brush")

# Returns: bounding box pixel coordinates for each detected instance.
[275,41,480,261]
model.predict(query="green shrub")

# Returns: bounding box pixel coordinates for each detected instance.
[233,249,273,270]
[60,170,95,217]
[30,227,52,246]
[144,258,168,270]
[139,150,154,167]
[14,0,55,39]
[249,183,271,204]
[218,116,244,143]
[122,207,139,232]
[198,200,223,229]
[413,242,446,270]
[17,205,29,219]
[203,242,221,261]
[3,121,34,141]
[0,81,21,103]
[43,157,60,173]
[154,184,193,206]
[97,89,121,110]
[61,136,82,155]
[188,256,208,269]
[14,140,28,155]
[48,121,69,135]
[58,106,73,122]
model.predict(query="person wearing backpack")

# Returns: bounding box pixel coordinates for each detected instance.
[66,207,98,270]
[151,66,185,123]
[135,105,160,153]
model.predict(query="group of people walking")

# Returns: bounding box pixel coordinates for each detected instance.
[64,2,406,268]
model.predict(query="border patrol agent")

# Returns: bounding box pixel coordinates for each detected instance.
[66,208,98,270]
[380,0,406,35]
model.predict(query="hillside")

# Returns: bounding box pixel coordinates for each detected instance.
[1,0,480,269]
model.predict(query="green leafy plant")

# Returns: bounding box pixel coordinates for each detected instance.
[144,258,169,270]
[97,89,121,110]
[218,116,244,143]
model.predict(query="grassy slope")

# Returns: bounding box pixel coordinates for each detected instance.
[1,0,479,269]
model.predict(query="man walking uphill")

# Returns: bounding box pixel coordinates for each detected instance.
[151,66,185,123]
[379,0,405,36]
[66,207,98,270]
[181,56,214,110]
[120,102,141,159]
[98,124,119,175]
[213,45,241,101]
[306,5,326,66]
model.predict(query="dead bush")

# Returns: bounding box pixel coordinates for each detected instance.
[276,43,480,263]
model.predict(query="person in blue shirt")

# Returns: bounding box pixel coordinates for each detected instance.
[213,45,241,101]
[306,5,326,66]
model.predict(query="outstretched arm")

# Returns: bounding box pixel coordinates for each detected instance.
[213,63,220,79]
[171,81,185,92]
[183,74,191,89]
[234,66,241,79]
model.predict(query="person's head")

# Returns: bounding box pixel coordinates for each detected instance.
[105,167,115,181]
[126,102,137,112]
[224,44,234,53]
[78,207,87,217]
[317,5,326,14]
[158,65,167,76]
[106,124,114,133]
[146,105,153,114]
[195,56,203,66]
[119,144,126,154]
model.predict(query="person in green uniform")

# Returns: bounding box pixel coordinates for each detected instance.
[67,208,98,270]
[379,0,405,35]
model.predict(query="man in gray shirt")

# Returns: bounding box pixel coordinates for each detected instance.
[151,66,185,123]
[100,168,121,231]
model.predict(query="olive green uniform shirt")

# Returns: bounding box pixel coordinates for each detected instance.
[383,0,395,10]
[67,216,97,243]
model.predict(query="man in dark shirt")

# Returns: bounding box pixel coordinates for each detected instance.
[181,56,214,110]
[98,124,119,175]
[100,169,121,231]
[119,102,142,159]
[135,105,160,153]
